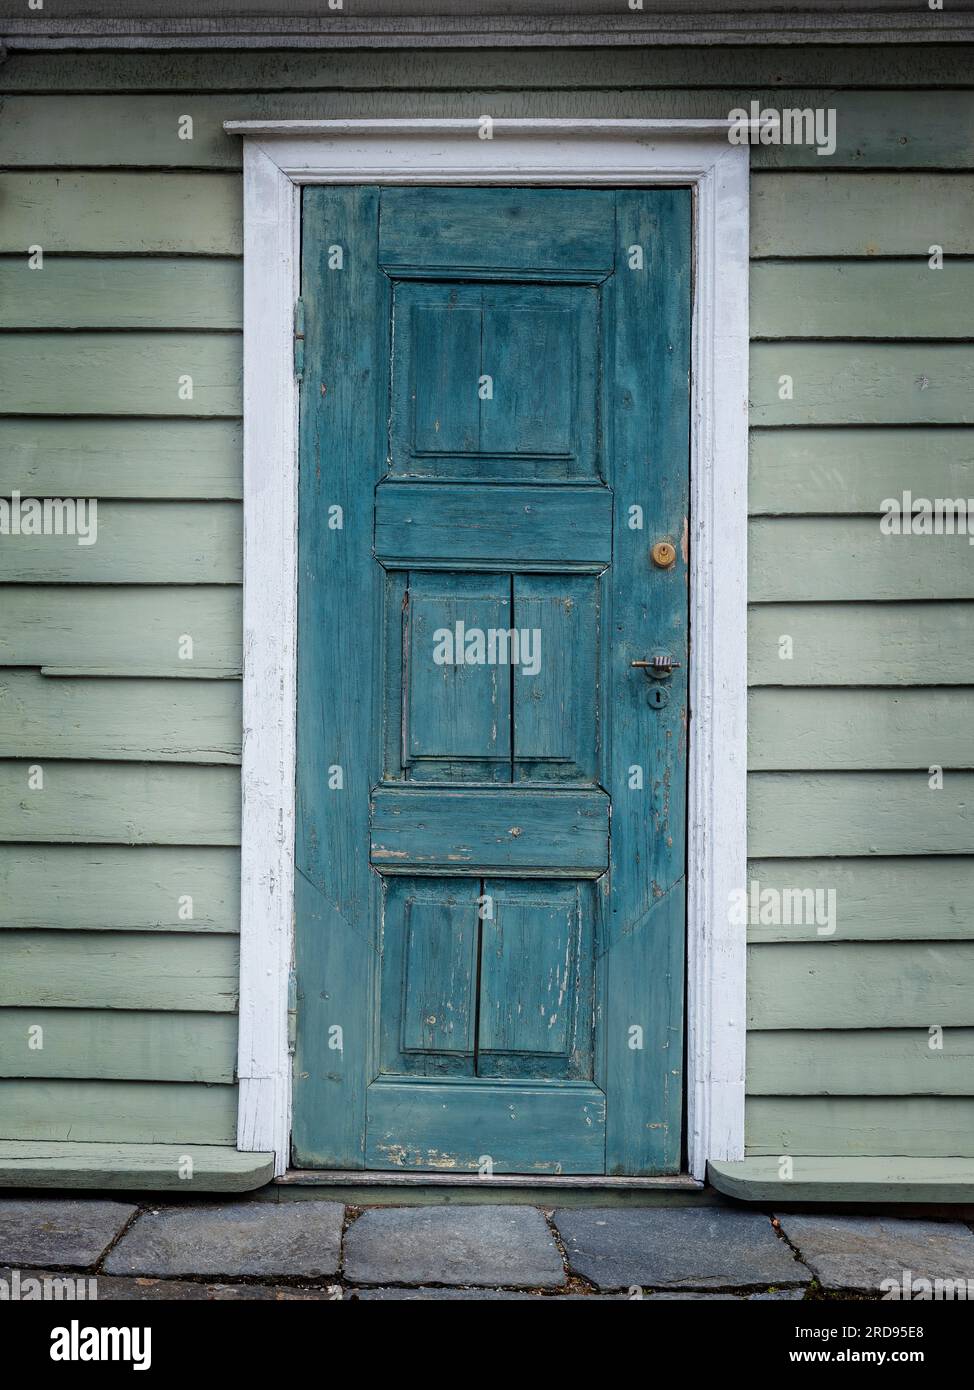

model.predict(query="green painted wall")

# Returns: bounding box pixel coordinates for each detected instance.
[0,43,971,1161]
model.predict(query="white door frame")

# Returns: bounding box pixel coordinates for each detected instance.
[227,118,749,1180]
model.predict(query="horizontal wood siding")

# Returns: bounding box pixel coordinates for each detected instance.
[0,1010,237,1083]
[0,45,971,1159]
[0,1080,237,1145]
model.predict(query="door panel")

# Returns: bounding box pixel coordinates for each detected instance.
[403,572,511,772]
[295,185,690,1174]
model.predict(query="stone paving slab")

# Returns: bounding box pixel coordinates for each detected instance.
[352,1286,805,1301]
[344,1205,566,1288]
[103,1200,343,1280]
[0,1268,339,1301]
[648,1288,806,1301]
[351,1287,576,1300]
[553,1207,810,1290]
[775,1215,974,1294]
[0,1199,137,1270]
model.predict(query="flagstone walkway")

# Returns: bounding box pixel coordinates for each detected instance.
[2,1198,974,1300]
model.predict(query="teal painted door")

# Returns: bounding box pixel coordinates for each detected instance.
[294,187,690,1175]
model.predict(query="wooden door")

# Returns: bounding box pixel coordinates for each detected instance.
[294,186,690,1174]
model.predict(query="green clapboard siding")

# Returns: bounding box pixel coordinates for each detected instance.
[5,91,972,171]
[0,504,241,585]
[749,772,974,857]
[750,174,974,257]
[0,419,242,500]
[749,689,974,771]
[0,257,242,330]
[0,930,239,1011]
[751,261,974,340]
[749,428,974,516]
[746,1098,974,1158]
[0,586,241,676]
[750,519,974,601]
[0,173,242,254]
[0,671,240,763]
[0,1079,237,1145]
[748,942,974,1030]
[0,845,240,932]
[746,857,974,942]
[7,46,973,91]
[750,344,974,426]
[0,1009,236,1083]
[748,603,974,686]
[748,1030,974,1097]
[0,762,240,845]
[0,333,241,416]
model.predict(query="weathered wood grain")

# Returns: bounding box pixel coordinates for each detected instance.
[6,91,973,170]
[375,483,612,568]
[750,518,974,601]
[751,173,974,257]
[751,261,974,340]
[0,333,241,416]
[0,585,241,675]
[749,427,974,516]
[0,173,241,254]
[0,1009,236,1083]
[370,787,609,875]
[365,1078,606,1173]
[748,771,974,856]
[0,504,241,585]
[0,419,242,500]
[0,671,241,763]
[746,857,974,942]
[751,344,974,426]
[0,761,240,844]
[0,930,239,1011]
[6,46,972,92]
[0,1079,237,1145]
[292,186,385,1170]
[749,942,974,1029]
[746,1097,974,1158]
[748,602,974,686]
[749,688,974,770]
[748,1029,974,1096]
[0,256,242,330]
[0,845,240,932]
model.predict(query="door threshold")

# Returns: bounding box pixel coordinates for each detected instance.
[268,1169,712,1206]
[279,1170,702,1190]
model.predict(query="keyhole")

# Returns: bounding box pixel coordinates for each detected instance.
[647,686,669,709]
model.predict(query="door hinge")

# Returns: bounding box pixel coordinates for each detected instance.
[287,968,298,1055]
[293,298,305,383]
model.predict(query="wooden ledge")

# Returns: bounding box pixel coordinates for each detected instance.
[0,1142,273,1192]
[709,1157,974,1205]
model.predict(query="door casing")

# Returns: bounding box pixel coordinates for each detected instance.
[231,118,750,1180]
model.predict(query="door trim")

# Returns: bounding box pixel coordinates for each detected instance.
[230,118,749,1179]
